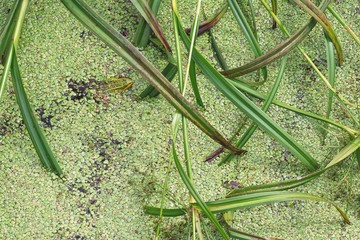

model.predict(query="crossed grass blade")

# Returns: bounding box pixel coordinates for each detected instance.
[130,0,171,53]
[133,0,162,48]
[221,0,331,78]
[227,0,267,81]
[174,11,320,171]
[60,0,244,154]
[292,0,343,64]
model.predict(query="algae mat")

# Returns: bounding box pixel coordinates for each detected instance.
[0,0,359,239]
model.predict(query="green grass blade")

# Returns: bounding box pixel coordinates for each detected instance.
[228,136,360,197]
[327,5,360,45]
[271,0,278,29]
[207,26,228,71]
[140,62,177,98]
[228,227,279,240]
[10,47,62,175]
[292,0,343,64]
[185,2,228,37]
[0,0,20,61]
[144,206,187,217]
[227,0,267,81]
[171,142,230,240]
[0,46,13,101]
[189,60,204,106]
[130,0,171,53]
[175,13,320,171]
[221,0,330,78]
[133,0,162,48]
[192,191,350,224]
[61,0,244,154]
[219,57,287,165]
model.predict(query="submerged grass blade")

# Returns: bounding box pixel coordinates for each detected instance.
[61,0,244,154]
[174,12,320,170]
[192,191,350,224]
[271,0,278,29]
[229,227,280,240]
[219,57,287,165]
[11,47,62,175]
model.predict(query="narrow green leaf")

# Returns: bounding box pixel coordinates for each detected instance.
[0,0,20,61]
[271,0,278,29]
[144,206,187,217]
[292,0,343,64]
[133,0,162,48]
[228,136,360,197]
[172,142,230,240]
[0,46,13,101]
[175,13,320,170]
[130,0,171,53]
[140,62,177,98]
[61,0,244,154]
[327,5,360,45]
[219,57,287,165]
[229,227,280,240]
[221,0,331,78]
[11,47,62,175]
[192,191,350,224]
[227,0,267,81]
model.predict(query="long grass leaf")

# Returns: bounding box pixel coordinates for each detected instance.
[174,12,320,171]
[221,0,330,78]
[229,227,280,240]
[192,191,350,224]
[327,5,360,45]
[229,80,358,136]
[227,0,267,81]
[60,0,244,154]
[0,0,20,60]
[219,57,287,165]
[133,0,162,48]
[292,0,343,64]
[144,206,187,217]
[271,0,278,29]
[228,136,360,197]
[11,47,62,175]
[130,0,171,53]
[172,142,230,239]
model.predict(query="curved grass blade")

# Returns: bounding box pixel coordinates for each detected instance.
[60,0,244,154]
[228,136,360,197]
[219,57,287,165]
[11,47,62,175]
[292,0,343,64]
[133,0,162,48]
[192,191,350,224]
[229,227,281,240]
[130,0,171,53]
[221,0,331,78]
[260,0,358,122]
[327,5,360,45]
[144,206,187,217]
[227,0,267,81]
[172,141,229,240]
[174,12,320,171]
[185,2,228,37]
[229,79,358,136]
